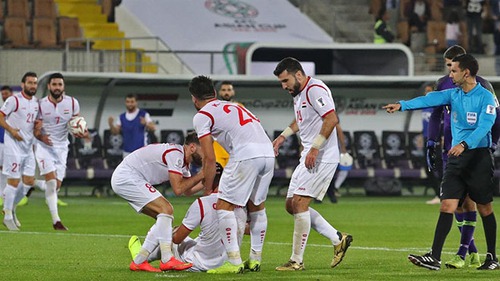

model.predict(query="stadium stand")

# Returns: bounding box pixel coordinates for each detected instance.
[6,0,30,22]
[34,0,57,20]
[2,17,31,48]
[33,17,59,48]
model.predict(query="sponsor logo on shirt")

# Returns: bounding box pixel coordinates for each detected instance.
[467,112,477,125]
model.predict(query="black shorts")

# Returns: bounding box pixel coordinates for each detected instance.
[440,148,495,205]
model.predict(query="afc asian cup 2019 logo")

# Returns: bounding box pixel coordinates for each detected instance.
[205,0,258,19]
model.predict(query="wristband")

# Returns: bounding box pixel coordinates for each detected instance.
[280,126,294,138]
[312,134,326,149]
[460,141,468,150]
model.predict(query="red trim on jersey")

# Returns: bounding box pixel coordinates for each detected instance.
[181,223,193,232]
[13,96,19,112]
[321,109,335,118]
[198,132,212,139]
[198,110,214,132]
[197,198,205,224]
[207,98,217,103]
[48,96,57,107]
[168,170,183,176]
[0,110,6,116]
[20,91,32,100]
[71,97,76,116]
[39,102,43,116]
[305,84,328,107]
[299,76,311,93]
[162,148,183,165]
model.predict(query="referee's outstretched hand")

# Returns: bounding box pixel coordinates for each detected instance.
[382,103,401,113]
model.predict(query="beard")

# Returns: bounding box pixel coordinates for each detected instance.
[191,152,203,166]
[221,94,232,101]
[50,89,63,100]
[290,80,301,97]
[24,87,37,97]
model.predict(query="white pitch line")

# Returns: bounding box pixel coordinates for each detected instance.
[0,230,456,254]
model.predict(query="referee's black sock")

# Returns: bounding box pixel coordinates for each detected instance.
[481,212,497,258]
[431,212,454,260]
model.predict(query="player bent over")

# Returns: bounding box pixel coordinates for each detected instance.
[111,132,204,272]
[128,163,248,272]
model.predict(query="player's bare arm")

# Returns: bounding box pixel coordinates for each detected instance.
[183,182,205,196]
[169,171,204,196]
[305,111,338,169]
[108,116,121,134]
[200,135,216,195]
[273,120,299,156]
[34,119,52,146]
[382,103,401,113]
[0,113,22,141]
[172,225,192,244]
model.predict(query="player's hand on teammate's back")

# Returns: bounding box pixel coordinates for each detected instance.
[426,140,437,172]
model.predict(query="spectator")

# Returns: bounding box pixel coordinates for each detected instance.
[374,8,395,43]
[407,0,431,32]
[491,0,500,55]
[465,0,486,54]
[446,10,462,47]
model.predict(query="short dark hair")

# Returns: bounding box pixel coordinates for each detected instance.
[21,72,37,83]
[273,57,305,77]
[443,45,466,60]
[0,86,12,92]
[452,53,479,77]
[184,131,200,145]
[189,75,216,100]
[125,94,137,100]
[48,72,64,83]
[220,81,233,87]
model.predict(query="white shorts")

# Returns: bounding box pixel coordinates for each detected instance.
[35,144,68,181]
[218,157,274,207]
[0,143,4,167]
[2,152,36,178]
[173,237,223,272]
[110,164,162,212]
[287,162,338,201]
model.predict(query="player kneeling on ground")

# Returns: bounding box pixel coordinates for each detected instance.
[111,132,204,272]
[128,163,248,272]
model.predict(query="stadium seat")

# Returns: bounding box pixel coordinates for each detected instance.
[6,0,30,21]
[160,130,185,144]
[102,129,123,169]
[74,129,103,169]
[353,131,382,169]
[381,131,407,168]
[58,16,84,48]
[0,0,4,23]
[33,17,59,48]
[2,17,31,48]
[407,131,426,169]
[34,0,57,19]
[272,130,300,170]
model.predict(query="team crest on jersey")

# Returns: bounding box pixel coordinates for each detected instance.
[301,101,307,108]
[467,112,477,125]
[316,97,325,107]
[175,158,183,169]
[486,104,496,115]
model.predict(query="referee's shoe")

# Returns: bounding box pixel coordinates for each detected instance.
[477,253,500,270]
[408,252,441,270]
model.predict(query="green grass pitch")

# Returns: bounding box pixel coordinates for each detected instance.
[0,191,498,280]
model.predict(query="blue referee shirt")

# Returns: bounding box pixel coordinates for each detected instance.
[400,83,497,149]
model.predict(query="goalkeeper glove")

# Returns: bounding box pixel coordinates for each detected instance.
[426,140,437,172]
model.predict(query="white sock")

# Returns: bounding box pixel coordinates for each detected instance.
[3,185,17,220]
[156,213,173,263]
[13,183,27,206]
[133,224,158,264]
[217,209,242,265]
[234,207,247,247]
[291,211,311,263]
[36,180,46,191]
[334,170,349,189]
[249,209,267,262]
[310,207,341,245]
[0,172,6,200]
[45,179,60,224]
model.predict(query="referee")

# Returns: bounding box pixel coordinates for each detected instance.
[383,53,500,271]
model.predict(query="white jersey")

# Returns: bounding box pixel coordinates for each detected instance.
[294,77,339,163]
[0,92,39,154]
[181,193,225,270]
[193,99,274,161]
[38,95,80,148]
[120,143,191,185]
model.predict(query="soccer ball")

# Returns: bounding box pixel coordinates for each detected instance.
[68,116,87,135]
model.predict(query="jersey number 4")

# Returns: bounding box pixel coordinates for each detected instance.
[223,104,259,126]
